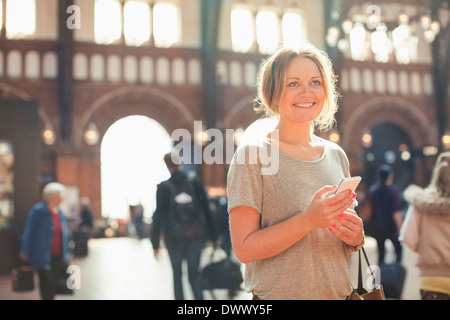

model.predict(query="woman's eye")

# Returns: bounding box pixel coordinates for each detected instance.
[287,82,298,87]
[312,80,321,86]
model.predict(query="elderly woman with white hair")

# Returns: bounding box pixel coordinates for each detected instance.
[20,182,71,300]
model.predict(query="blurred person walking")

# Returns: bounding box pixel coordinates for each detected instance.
[151,152,217,300]
[19,182,71,300]
[78,196,93,233]
[129,203,145,238]
[73,196,93,257]
[359,164,403,265]
[400,152,450,300]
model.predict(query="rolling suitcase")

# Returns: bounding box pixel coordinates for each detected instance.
[73,229,89,257]
[11,264,35,292]
[380,263,406,299]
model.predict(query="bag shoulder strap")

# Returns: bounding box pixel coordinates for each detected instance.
[357,247,378,294]
[357,250,364,294]
[158,180,177,220]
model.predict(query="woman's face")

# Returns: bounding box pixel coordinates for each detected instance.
[47,193,62,210]
[279,56,326,126]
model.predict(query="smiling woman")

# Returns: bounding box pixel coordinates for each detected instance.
[279,57,326,129]
[227,43,364,300]
[254,44,339,132]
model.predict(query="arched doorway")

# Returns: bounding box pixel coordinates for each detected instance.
[100,115,173,224]
[363,123,414,191]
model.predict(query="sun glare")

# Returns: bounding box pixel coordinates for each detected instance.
[238,118,279,147]
[95,0,122,44]
[124,1,151,46]
[6,0,36,38]
[101,116,172,221]
[282,12,305,49]
[231,8,254,53]
[256,10,279,54]
[153,3,180,47]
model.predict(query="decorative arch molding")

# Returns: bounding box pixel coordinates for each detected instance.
[74,87,196,148]
[0,82,54,129]
[342,96,435,150]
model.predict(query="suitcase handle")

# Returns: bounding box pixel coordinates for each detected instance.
[208,246,228,263]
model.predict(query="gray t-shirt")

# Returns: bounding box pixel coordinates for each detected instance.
[227,138,353,300]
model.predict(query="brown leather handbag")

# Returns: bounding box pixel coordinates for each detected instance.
[348,248,386,300]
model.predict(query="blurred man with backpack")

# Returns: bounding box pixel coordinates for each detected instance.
[151,151,217,300]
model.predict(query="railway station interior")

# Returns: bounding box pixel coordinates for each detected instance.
[0,0,449,300]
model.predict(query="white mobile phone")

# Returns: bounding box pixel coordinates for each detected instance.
[334,176,362,195]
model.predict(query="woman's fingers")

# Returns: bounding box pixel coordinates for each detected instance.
[307,185,358,230]
[314,185,338,199]
[325,190,356,216]
[328,210,363,245]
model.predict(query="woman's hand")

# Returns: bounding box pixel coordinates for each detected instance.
[303,185,356,230]
[328,209,364,247]
[229,185,358,264]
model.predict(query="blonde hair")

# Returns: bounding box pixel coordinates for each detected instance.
[254,43,340,132]
[431,152,450,197]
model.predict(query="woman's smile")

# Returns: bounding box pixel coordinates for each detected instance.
[293,102,316,108]
[279,56,325,124]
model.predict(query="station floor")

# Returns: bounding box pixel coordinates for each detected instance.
[0,236,420,300]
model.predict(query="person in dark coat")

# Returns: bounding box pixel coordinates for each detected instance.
[78,197,93,232]
[151,151,217,300]
[360,165,403,265]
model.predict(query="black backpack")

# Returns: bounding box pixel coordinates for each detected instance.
[163,173,206,241]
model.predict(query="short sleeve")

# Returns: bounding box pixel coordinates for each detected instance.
[226,145,263,214]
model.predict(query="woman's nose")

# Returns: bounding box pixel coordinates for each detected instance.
[297,83,312,94]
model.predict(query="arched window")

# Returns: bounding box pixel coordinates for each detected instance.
[282,11,305,49]
[101,115,172,220]
[6,0,36,39]
[124,1,151,46]
[231,6,307,53]
[256,10,279,54]
[153,3,180,48]
[95,0,122,44]
[230,7,254,53]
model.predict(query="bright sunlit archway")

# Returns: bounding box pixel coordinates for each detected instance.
[101,115,173,222]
